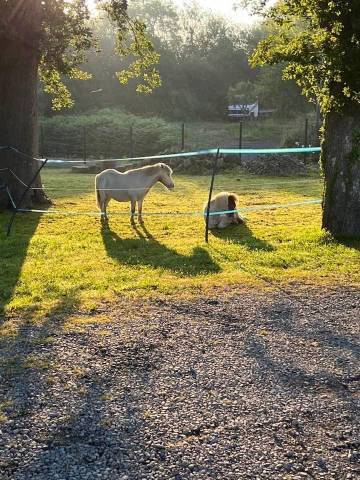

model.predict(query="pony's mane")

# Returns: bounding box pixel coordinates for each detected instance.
[127,162,173,176]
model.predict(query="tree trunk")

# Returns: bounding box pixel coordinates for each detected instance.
[0,1,48,210]
[322,108,360,239]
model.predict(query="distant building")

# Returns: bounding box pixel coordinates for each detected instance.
[227,99,275,120]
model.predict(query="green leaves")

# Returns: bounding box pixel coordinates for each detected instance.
[3,0,161,109]
[113,16,161,93]
[250,0,360,113]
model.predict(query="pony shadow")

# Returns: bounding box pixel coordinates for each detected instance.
[101,221,220,276]
[210,222,274,252]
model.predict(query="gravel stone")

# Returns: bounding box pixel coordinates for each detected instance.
[0,285,359,479]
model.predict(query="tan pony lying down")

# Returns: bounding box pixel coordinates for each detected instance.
[204,192,244,229]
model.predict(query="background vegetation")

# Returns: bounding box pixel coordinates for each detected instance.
[39,0,314,122]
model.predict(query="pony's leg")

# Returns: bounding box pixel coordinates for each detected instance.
[218,215,231,229]
[138,198,144,222]
[130,198,136,218]
[100,196,110,223]
[234,212,244,225]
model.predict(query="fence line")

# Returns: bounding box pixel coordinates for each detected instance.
[15,199,321,218]
[36,146,322,164]
[1,144,321,167]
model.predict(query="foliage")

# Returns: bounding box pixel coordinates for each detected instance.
[249,0,360,113]
[0,0,160,109]
[39,110,314,158]
[40,108,179,157]
[254,64,310,115]
[1,169,359,315]
[228,81,257,104]
[40,0,254,119]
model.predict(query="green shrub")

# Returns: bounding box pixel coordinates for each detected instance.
[40,108,180,158]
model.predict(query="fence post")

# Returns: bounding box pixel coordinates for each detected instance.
[205,148,220,243]
[129,125,134,158]
[181,122,185,150]
[304,117,309,163]
[238,121,243,164]
[83,127,87,164]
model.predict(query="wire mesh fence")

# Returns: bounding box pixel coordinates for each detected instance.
[39,117,321,162]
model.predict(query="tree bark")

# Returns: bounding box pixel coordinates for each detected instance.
[0,0,48,210]
[322,108,360,239]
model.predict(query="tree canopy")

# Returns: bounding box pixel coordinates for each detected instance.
[248,0,360,113]
[0,0,161,110]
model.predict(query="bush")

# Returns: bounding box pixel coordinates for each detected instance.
[40,108,180,159]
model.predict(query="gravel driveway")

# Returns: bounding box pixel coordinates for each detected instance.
[0,286,359,479]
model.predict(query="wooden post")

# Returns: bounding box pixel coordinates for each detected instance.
[181,122,185,150]
[205,148,220,243]
[238,121,243,163]
[83,127,87,164]
[129,125,134,158]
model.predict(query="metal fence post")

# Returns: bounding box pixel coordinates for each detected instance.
[83,127,87,164]
[205,148,220,243]
[304,117,309,163]
[129,125,134,158]
[239,121,243,163]
[181,122,185,150]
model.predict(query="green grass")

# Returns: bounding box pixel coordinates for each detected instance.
[1,168,359,317]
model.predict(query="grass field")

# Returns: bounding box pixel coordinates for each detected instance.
[1,167,360,318]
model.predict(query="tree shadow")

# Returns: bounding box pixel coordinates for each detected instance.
[0,286,141,478]
[210,222,274,252]
[320,233,360,252]
[101,219,220,276]
[241,295,360,403]
[0,291,166,479]
[0,211,42,318]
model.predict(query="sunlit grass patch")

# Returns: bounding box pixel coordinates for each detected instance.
[0,169,359,316]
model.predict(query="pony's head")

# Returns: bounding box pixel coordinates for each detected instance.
[157,163,174,190]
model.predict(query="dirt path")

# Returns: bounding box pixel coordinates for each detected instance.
[0,286,359,479]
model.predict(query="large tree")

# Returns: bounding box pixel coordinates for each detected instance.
[241,0,360,238]
[0,0,160,209]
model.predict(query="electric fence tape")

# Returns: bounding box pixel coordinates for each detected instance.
[1,145,322,228]
[1,145,321,165]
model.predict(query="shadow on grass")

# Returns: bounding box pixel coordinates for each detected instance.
[0,212,42,318]
[101,219,220,276]
[210,222,274,252]
[318,231,360,252]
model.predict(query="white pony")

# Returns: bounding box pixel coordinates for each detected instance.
[95,162,174,220]
[204,192,244,229]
